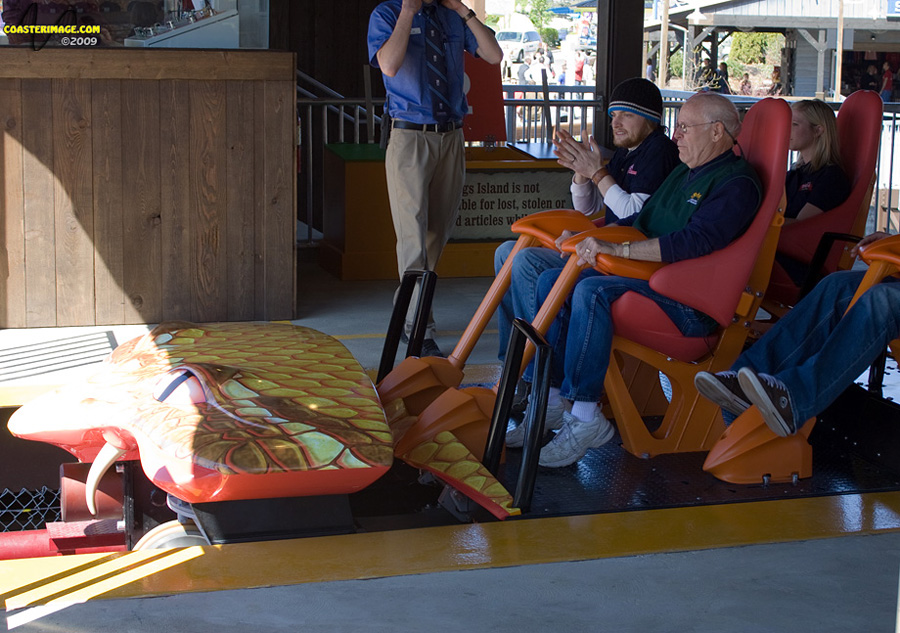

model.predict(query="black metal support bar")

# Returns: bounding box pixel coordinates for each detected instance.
[868,349,889,398]
[376,270,437,384]
[483,318,552,513]
[797,231,862,300]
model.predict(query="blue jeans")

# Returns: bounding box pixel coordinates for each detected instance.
[529,269,719,403]
[494,240,568,362]
[734,270,900,422]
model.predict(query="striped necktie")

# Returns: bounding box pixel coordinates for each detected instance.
[423,4,451,123]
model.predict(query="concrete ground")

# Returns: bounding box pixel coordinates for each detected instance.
[2,246,900,632]
[4,532,899,632]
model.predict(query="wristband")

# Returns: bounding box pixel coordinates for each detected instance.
[621,242,631,259]
[590,168,607,186]
[463,9,477,22]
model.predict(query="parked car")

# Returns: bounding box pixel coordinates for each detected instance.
[496,29,542,65]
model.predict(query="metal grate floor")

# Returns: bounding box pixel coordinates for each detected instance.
[0,331,117,383]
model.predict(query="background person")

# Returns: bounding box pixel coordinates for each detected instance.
[882,61,894,102]
[715,62,730,94]
[518,54,534,85]
[863,64,880,92]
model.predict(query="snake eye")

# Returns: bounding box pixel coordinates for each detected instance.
[154,369,206,405]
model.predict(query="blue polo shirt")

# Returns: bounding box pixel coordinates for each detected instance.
[368,0,480,124]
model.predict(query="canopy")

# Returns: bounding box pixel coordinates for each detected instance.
[549,1,596,13]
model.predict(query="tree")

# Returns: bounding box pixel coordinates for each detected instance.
[730,32,783,66]
[529,0,551,29]
[669,49,683,79]
[515,0,551,30]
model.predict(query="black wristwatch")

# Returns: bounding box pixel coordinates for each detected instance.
[463,9,477,22]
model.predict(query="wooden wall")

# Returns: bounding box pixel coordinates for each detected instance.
[0,48,296,327]
[270,0,383,100]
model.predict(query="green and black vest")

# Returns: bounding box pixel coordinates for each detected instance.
[632,152,761,238]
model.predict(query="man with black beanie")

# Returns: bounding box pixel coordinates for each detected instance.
[494,78,679,423]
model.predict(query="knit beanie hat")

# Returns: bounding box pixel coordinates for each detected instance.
[607,78,663,123]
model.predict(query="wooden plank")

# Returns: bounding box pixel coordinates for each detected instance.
[52,79,95,326]
[121,80,162,325]
[225,80,257,322]
[91,79,126,326]
[0,79,27,328]
[262,79,296,320]
[159,79,193,322]
[189,80,227,322]
[20,79,57,327]
[0,50,297,82]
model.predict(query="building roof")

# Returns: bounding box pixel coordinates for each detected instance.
[645,0,900,32]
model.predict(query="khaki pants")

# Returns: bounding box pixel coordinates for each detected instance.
[385,127,465,337]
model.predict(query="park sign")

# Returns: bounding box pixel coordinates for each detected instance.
[889,0,900,18]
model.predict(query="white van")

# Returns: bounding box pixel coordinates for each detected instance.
[496,29,542,64]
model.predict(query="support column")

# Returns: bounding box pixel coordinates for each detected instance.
[658,0,669,89]
[593,0,643,147]
[686,25,713,89]
[798,28,828,99]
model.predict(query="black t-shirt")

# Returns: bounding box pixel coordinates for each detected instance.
[777,162,853,285]
[604,126,681,224]
[784,162,852,219]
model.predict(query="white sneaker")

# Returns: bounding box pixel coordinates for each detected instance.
[505,399,568,448]
[538,410,615,468]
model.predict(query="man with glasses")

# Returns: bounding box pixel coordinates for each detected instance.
[508,92,762,467]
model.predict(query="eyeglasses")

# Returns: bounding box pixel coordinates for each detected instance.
[674,120,720,134]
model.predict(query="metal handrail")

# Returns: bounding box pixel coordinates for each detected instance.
[296,84,899,245]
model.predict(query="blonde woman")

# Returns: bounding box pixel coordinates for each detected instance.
[784,99,850,222]
[776,99,852,285]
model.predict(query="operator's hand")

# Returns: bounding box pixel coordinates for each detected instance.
[402,0,423,15]
[439,0,467,12]
[851,231,890,258]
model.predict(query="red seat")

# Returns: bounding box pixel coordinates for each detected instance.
[600,98,791,457]
[764,90,882,311]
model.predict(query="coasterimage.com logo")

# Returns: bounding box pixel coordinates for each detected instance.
[2,24,100,35]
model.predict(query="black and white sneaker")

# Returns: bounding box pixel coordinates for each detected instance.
[737,368,798,437]
[694,370,751,416]
[420,338,445,358]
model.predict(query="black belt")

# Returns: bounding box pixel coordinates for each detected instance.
[392,120,462,133]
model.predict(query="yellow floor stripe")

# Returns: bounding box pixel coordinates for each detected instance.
[330,329,499,341]
[3,491,900,609]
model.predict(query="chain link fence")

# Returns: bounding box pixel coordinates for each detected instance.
[0,487,61,531]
